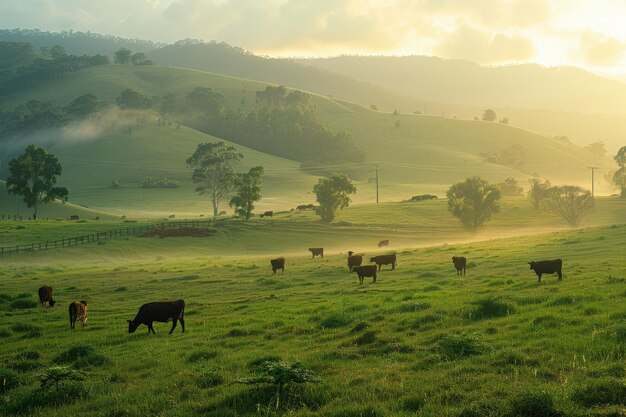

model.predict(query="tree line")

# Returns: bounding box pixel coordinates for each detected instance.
[0,41,109,96]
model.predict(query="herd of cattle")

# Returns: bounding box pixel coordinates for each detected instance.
[34,244,563,335]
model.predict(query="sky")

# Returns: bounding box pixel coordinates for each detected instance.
[3,0,626,73]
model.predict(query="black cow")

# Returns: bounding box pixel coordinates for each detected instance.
[352,265,377,284]
[263,211,273,217]
[371,254,397,271]
[347,251,363,272]
[410,194,438,202]
[452,256,467,275]
[309,248,324,259]
[38,286,56,307]
[271,257,286,274]
[378,240,389,247]
[529,259,563,282]
[127,300,185,334]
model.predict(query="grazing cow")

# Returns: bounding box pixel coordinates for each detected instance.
[347,251,363,272]
[410,195,438,202]
[69,301,88,330]
[271,257,286,275]
[370,254,397,271]
[263,211,273,217]
[529,259,563,282]
[296,204,315,211]
[352,265,377,284]
[219,211,227,215]
[309,248,324,259]
[452,256,467,275]
[38,286,56,307]
[70,215,80,221]
[127,300,185,334]
[169,214,175,219]
[378,240,389,247]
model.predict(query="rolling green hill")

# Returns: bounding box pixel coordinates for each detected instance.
[0,64,612,215]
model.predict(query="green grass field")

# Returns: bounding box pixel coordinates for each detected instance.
[1,210,626,416]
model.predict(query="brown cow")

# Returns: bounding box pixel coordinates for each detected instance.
[378,240,389,247]
[128,300,185,334]
[370,254,397,271]
[38,286,56,307]
[271,257,286,274]
[263,211,273,217]
[309,248,324,259]
[352,265,377,284]
[347,251,363,272]
[69,301,88,330]
[452,256,467,275]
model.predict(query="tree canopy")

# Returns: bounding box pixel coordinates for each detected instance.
[116,88,152,109]
[186,142,244,218]
[446,177,501,230]
[546,185,593,227]
[482,109,497,122]
[613,146,626,197]
[6,145,69,219]
[229,166,264,220]
[313,174,356,223]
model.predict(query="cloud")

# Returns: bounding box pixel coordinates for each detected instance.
[436,23,535,64]
[576,33,626,67]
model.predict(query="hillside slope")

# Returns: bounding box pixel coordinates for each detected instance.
[0,64,612,215]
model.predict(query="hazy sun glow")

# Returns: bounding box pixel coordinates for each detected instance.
[2,0,626,73]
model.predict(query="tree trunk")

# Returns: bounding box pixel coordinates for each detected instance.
[212,194,218,218]
[33,201,38,220]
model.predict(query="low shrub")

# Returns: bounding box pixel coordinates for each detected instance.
[573,378,626,406]
[510,390,561,417]
[0,368,20,393]
[196,369,225,388]
[438,333,486,360]
[401,395,426,412]
[53,344,109,368]
[188,350,220,363]
[471,297,515,320]
[320,312,353,329]
[353,331,377,346]
[3,381,88,414]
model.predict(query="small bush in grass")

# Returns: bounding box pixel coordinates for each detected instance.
[350,322,369,333]
[0,368,20,393]
[197,369,225,388]
[3,381,88,414]
[9,299,38,310]
[40,366,85,391]
[471,297,515,319]
[188,350,221,363]
[0,329,11,338]
[14,293,31,299]
[235,360,319,411]
[0,293,12,302]
[438,333,486,360]
[401,395,426,412]
[353,331,377,346]
[53,344,109,368]
[114,286,128,292]
[573,378,626,406]
[532,316,561,328]
[320,312,352,329]
[510,390,561,417]
[11,323,42,338]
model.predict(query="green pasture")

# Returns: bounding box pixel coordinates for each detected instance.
[0,217,626,416]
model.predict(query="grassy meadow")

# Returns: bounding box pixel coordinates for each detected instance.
[0,197,626,416]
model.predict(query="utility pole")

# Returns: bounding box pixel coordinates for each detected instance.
[375,164,379,204]
[589,166,598,198]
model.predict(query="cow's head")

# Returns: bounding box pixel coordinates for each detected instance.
[48,298,56,307]
[348,251,354,257]
[80,300,87,306]
[369,257,376,262]
[127,320,139,334]
[528,261,536,270]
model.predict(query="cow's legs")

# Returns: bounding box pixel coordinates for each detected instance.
[272,269,276,275]
[148,323,155,334]
[463,267,466,276]
[180,317,185,333]
[169,318,177,334]
[373,273,377,283]
[538,273,542,282]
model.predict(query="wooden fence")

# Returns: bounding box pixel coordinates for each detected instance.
[0,220,213,256]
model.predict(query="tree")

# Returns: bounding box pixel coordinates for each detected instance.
[613,146,626,197]
[6,145,69,220]
[497,177,523,196]
[186,142,244,218]
[114,47,132,64]
[49,45,67,59]
[528,178,553,209]
[313,174,356,223]
[482,109,497,121]
[446,177,501,230]
[585,141,607,157]
[116,88,152,109]
[130,52,147,65]
[185,86,224,115]
[546,186,593,227]
[65,93,100,118]
[229,166,264,220]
